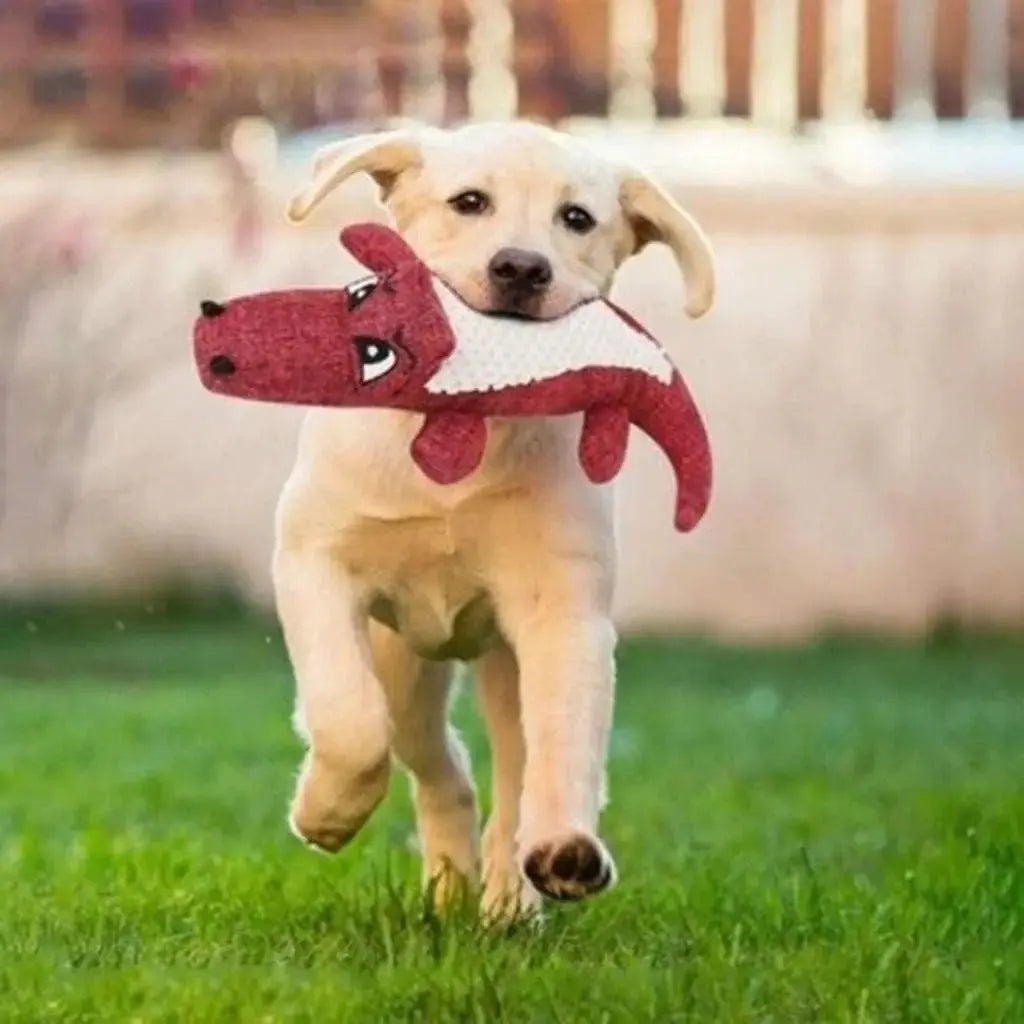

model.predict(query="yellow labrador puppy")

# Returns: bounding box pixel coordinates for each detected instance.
[278,121,714,918]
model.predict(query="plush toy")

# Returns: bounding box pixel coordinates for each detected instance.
[193,223,712,532]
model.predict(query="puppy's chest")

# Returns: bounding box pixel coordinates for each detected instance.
[339,517,499,660]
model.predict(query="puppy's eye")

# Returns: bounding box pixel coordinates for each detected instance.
[559,204,596,234]
[448,190,491,216]
[354,337,397,384]
[346,275,378,310]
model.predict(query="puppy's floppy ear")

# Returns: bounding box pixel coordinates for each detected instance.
[619,172,715,319]
[286,130,422,224]
[340,223,421,274]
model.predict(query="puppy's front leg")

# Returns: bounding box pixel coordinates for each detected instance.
[491,558,618,902]
[274,542,392,853]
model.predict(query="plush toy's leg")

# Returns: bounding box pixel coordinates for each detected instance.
[411,411,488,484]
[275,544,392,853]
[476,645,542,923]
[369,621,480,909]
[578,405,631,483]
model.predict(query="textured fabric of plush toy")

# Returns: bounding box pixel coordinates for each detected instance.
[193,223,712,532]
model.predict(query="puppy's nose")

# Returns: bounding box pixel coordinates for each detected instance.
[488,248,553,293]
[208,354,236,376]
[200,300,226,318]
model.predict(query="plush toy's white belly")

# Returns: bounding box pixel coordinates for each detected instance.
[425,282,674,396]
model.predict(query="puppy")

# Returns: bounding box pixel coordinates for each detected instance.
[277,121,714,918]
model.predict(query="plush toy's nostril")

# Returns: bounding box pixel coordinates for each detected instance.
[200,300,226,318]
[209,354,236,376]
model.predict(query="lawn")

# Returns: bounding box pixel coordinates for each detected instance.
[1,599,1022,1023]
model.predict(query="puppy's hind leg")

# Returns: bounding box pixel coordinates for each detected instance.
[370,621,480,908]
[476,645,541,922]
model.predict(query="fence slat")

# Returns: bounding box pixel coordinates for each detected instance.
[821,0,868,121]
[750,0,799,128]
[608,0,656,120]
[866,0,896,118]
[724,0,753,116]
[465,0,517,120]
[968,0,1010,118]
[893,0,938,118]
[652,0,682,116]
[797,0,823,120]
[560,0,611,116]
[1012,0,1024,117]
[510,0,565,120]
[679,0,727,118]
[934,0,966,117]
[440,0,472,122]
[88,0,127,145]
[399,0,446,122]
[0,1,32,144]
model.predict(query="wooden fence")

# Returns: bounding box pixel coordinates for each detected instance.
[1,0,1023,148]
[471,0,1024,124]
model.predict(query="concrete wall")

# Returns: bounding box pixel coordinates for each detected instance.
[2,146,1023,638]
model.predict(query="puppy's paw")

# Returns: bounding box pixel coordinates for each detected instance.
[521,832,616,902]
[288,752,390,853]
[481,866,543,926]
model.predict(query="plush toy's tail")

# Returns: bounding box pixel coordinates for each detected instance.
[631,374,712,532]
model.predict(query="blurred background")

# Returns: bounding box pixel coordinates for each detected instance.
[1,0,1023,640]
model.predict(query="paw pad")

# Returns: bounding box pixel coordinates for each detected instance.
[288,813,356,854]
[522,833,616,902]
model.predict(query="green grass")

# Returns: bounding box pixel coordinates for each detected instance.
[1,600,1022,1022]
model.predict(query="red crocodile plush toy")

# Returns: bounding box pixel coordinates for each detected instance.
[194,223,712,532]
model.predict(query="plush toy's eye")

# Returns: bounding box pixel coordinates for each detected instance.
[354,337,397,383]
[346,275,378,310]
